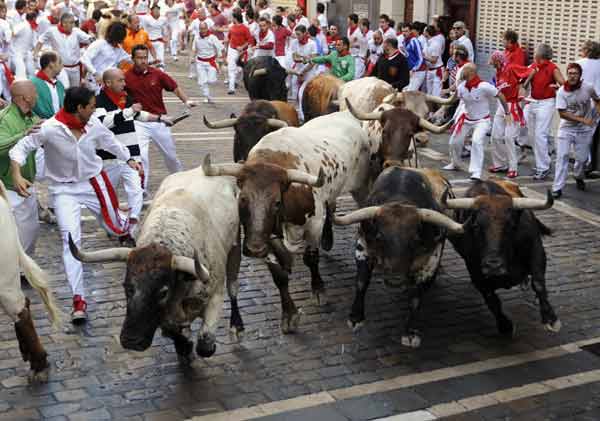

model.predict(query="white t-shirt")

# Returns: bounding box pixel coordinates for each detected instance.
[254,29,275,57]
[457,80,498,120]
[425,34,445,68]
[189,17,215,35]
[556,82,599,129]
[577,58,600,96]
[194,33,223,59]
[141,15,167,40]
[317,13,328,29]
[379,27,396,41]
[367,39,383,65]
[457,35,474,62]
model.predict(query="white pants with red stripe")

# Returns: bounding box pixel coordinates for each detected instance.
[152,41,165,67]
[50,178,123,299]
[404,70,427,92]
[426,68,443,96]
[104,160,144,221]
[448,117,491,179]
[57,66,81,89]
[491,107,520,172]
[196,60,217,98]
[135,121,183,192]
[5,188,39,255]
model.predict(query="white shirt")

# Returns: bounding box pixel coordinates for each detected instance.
[0,19,11,55]
[556,82,599,129]
[317,13,328,29]
[367,39,384,65]
[55,0,84,22]
[194,33,223,59]
[348,27,367,58]
[254,29,275,57]
[141,15,167,40]
[577,58,600,96]
[246,20,258,38]
[9,116,130,184]
[7,11,25,29]
[164,3,185,27]
[44,80,61,114]
[258,7,273,19]
[425,34,445,69]
[39,27,92,66]
[189,17,214,35]
[133,0,151,15]
[290,38,317,75]
[81,39,131,76]
[379,27,396,41]
[457,35,474,62]
[11,21,35,54]
[457,80,498,120]
[296,16,310,29]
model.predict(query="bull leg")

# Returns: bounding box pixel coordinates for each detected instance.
[266,252,300,334]
[530,249,561,332]
[348,237,373,331]
[226,236,244,340]
[320,202,334,252]
[475,285,515,337]
[14,298,49,382]
[303,247,326,305]
[196,283,225,358]
[402,281,431,348]
[162,326,194,365]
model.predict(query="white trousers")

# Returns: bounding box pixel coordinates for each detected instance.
[57,66,81,89]
[404,70,427,92]
[295,71,319,121]
[12,52,35,79]
[227,47,242,91]
[449,118,491,179]
[152,41,165,66]
[353,56,365,79]
[5,188,39,255]
[135,121,183,191]
[553,127,594,192]
[104,160,144,220]
[524,98,555,173]
[426,68,443,96]
[196,61,217,98]
[491,107,520,172]
[51,179,121,299]
[169,26,182,57]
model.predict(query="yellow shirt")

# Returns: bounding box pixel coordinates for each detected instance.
[122,29,153,72]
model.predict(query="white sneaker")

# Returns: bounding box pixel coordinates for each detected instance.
[442,163,458,171]
[188,73,194,79]
[204,97,214,104]
[172,56,178,62]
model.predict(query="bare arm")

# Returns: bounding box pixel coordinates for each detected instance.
[559,110,594,126]
[496,93,510,115]
[553,68,565,86]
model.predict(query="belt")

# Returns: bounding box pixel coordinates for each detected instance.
[63,62,80,68]
[508,101,525,127]
[197,55,217,69]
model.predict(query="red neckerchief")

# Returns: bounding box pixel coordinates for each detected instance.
[55,108,86,132]
[348,24,358,36]
[465,75,482,91]
[57,23,71,35]
[299,33,309,45]
[199,30,212,38]
[404,33,416,43]
[564,79,582,92]
[339,50,350,57]
[258,29,267,40]
[506,43,519,52]
[103,87,127,109]
[315,26,321,34]
[457,59,470,69]
[360,27,368,35]
[387,50,399,60]
[27,18,38,31]
[532,60,549,71]
[210,10,219,17]
[36,70,56,86]
[47,16,58,25]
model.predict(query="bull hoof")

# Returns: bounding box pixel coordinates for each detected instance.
[229,326,245,342]
[347,319,364,333]
[545,319,562,333]
[196,334,216,358]
[28,367,49,383]
[312,289,327,306]
[401,333,422,348]
[281,311,301,334]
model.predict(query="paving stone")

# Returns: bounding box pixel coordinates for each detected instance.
[68,408,112,421]
[40,403,81,418]
[54,389,89,402]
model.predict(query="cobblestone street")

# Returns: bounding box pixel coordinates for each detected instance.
[4,55,600,421]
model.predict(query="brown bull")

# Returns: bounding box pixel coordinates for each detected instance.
[301,74,344,122]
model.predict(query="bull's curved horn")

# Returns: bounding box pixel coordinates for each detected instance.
[441,196,478,209]
[286,167,325,187]
[68,233,131,263]
[266,118,288,129]
[252,68,268,77]
[202,154,244,178]
[345,98,383,121]
[171,250,210,282]
[419,118,452,134]
[425,93,458,105]
[203,115,238,129]
[512,190,554,210]
[416,209,464,234]
[383,92,403,104]
[333,206,381,225]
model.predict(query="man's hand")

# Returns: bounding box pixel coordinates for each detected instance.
[12,171,32,198]
[0,97,7,108]
[582,117,595,127]
[25,122,43,136]
[131,103,143,113]
[161,115,174,126]
[185,100,197,108]
[127,159,142,173]
[504,112,513,124]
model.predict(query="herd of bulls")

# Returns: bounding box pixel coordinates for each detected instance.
[3,59,562,382]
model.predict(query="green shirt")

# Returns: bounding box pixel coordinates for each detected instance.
[30,76,65,119]
[0,104,40,191]
[312,51,355,82]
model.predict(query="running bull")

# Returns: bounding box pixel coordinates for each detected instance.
[69,167,243,362]
[242,56,297,101]
[203,111,376,333]
[203,100,299,162]
[334,167,464,347]
[443,179,561,336]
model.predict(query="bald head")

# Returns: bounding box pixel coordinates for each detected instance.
[11,80,37,115]
[103,68,126,93]
[461,63,478,81]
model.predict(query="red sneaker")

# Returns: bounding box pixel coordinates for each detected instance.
[72,295,87,324]
[507,170,518,179]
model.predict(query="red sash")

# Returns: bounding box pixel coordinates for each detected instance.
[197,56,217,69]
[509,101,525,126]
[89,171,128,236]
[452,113,490,135]
[1,62,14,86]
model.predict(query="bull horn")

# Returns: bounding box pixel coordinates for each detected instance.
[202,154,244,178]
[252,68,268,77]
[203,115,238,129]
[68,233,131,263]
[286,167,325,187]
[419,118,452,134]
[345,98,383,121]
[425,93,458,105]
[416,209,464,235]
[383,92,403,104]
[442,195,478,209]
[171,250,210,282]
[266,118,288,129]
[333,206,381,225]
[512,190,554,210]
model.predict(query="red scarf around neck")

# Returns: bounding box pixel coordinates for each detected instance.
[564,79,582,92]
[465,75,482,91]
[199,30,212,38]
[348,24,358,36]
[27,19,38,31]
[36,70,56,86]
[258,29,268,40]
[298,33,309,45]
[104,87,127,109]
[55,108,86,132]
[339,50,350,57]
[57,23,71,35]
[48,15,58,25]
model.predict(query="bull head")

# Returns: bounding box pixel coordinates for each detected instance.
[68,234,210,350]
[203,154,324,258]
[203,115,288,130]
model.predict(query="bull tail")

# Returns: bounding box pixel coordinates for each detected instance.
[536,218,552,236]
[0,181,63,328]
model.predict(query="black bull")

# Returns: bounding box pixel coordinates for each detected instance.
[445,180,561,336]
[240,56,288,101]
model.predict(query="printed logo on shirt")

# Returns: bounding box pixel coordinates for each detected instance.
[389,66,398,77]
